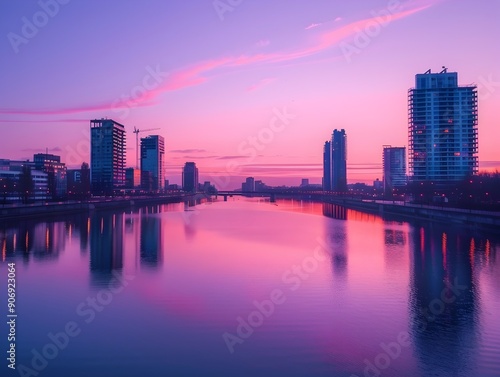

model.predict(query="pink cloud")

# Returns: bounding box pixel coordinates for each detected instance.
[0,2,436,117]
[0,118,88,123]
[255,39,270,48]
[246,78,277,92]
[305,23,322,30]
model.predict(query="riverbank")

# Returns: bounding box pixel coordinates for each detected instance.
[0,195,193,222]
[324,197,500,230]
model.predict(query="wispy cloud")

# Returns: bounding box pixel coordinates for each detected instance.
[0,118,89,123]
[0,1,436,117]
[217,155,250,160]
[255,39,270,48]
[182,155,218,160]
[305,23,322,30]
[169,149,207,154]
[21,147,62,152]
[479,161,500,168]
[246,77,276,92]
[0,100,157,115]
[305,16,341,31]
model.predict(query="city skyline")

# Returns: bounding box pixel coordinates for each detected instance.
[0,1,499,188]
[1,3,499,375]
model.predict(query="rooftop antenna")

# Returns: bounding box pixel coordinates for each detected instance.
[440,66,448,73]
[424,69,431,74]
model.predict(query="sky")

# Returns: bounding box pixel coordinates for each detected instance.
[0,0,499,189]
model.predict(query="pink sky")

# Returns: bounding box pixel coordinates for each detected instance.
[0,0,498,188]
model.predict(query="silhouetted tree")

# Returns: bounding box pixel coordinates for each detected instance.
[0,177,15,203]
[407,181,436,203]
[80,162,91,199]
[18,165,34,204]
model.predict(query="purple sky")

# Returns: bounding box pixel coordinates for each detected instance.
[0,0,499,188]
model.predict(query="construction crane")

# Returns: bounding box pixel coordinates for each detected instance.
[133,127,160,169]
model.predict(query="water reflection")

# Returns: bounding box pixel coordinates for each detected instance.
[183,199,200,240]
[0,221,68,262]
[73,213,90,252]
[384,229,407,246]
[322,203,347,220]
[0,200,498,377]
[90,212,124,285]
[408,224,483,377]
[140,206,163,268]
[323,203,348,282]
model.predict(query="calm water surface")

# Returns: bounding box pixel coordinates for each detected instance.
[1,198,499,377]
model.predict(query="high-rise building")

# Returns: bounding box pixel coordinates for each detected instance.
[242,177,255,192]
[90,119,126,195]
[255,180,266,191]
[182,162,198,193]
[323,130,347,192]
[408,68,478,183]
[33,153,67,197]
[332,129,347,192]
[383,146,406,194]
[140,135,165,191]
[323,141,331,191]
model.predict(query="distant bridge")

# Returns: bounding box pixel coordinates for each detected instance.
[213,190,343,202]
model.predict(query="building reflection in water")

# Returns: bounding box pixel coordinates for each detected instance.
[383,226,408,272]
[183,199,199,240]
[90,211,124,286]
[408,223,484,377]
[322,203,347,221]
[73,213,90,253]
[0,220,67,263]
[323,203,348,281]
[140,205,163,268]
[125,208,141,234]
[384,228,407,246]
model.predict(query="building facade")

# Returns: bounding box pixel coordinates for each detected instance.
[90,119,126,195]
[182,162,198,193]
[125,168,141,189]
[140,135,165,191]
[0,160,48,201]
[382,146,406,194]
[242,177,255,192]
[33,153,67,197]
[67,163,91,199]
[323,130,347,192]
[408,68,478,183]
[323,141,331,191]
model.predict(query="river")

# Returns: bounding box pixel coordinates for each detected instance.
[1,198,499,377]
